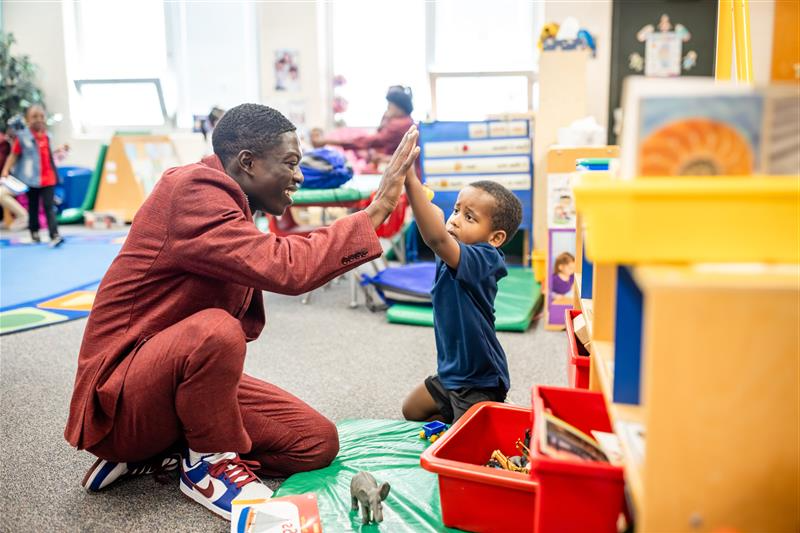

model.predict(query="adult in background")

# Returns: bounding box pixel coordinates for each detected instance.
[311,85,415,168]
[67,103,420,521]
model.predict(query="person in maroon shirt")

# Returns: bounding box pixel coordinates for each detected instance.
[69,103,419,521]
[311,85,415,167]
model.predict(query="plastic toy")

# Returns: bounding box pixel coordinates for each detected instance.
[350,471,391,524]
[419,421,448,443]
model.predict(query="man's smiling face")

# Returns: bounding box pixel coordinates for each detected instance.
[241,131,304,215]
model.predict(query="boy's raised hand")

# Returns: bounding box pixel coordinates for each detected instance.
[366,125,420,228]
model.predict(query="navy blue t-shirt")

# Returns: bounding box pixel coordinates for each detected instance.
[432,241,510,391]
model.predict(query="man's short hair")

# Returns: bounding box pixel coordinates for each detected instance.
[212,103,296,166]
[469,180,523,242]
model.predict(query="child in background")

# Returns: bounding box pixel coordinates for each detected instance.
[0,125,29,230]
[550,252,576,298]
[0,105,64,246]
[401,168,523,424]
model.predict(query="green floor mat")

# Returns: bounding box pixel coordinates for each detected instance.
[273,419,463,532]
[386,268,541,332]
[58,144,108,224]
[293,187,370,205]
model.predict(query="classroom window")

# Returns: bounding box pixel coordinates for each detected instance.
[64,0,259,132]
[433,75,531,121]
[431,0,539,72]
[330,0,428,127]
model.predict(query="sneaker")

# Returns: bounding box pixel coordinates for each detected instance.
[82,453,181,492]
[179,451,273,520]
[49,235,64,248]
[30,231,40,243]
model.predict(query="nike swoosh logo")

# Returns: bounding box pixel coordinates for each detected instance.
[193,479,215,498]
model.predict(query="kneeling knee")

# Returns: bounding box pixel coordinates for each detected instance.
[306,419,339,470]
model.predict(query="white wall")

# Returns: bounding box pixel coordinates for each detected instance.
[543,1,613,130]
[257,1,328,133]
[3,2,73,146]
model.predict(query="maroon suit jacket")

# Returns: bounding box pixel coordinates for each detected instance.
[65,155,382,450]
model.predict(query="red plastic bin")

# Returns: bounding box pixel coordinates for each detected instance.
[564,309,590,389]
[421,402,538,533]
[531,386,625,533]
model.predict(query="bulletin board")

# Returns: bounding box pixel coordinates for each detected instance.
[607,0,718,144]
[544,146,619,330]
[418,120,533,234]
[93,135,180,222]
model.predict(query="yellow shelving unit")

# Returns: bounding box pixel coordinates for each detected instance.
[572,175,800,532]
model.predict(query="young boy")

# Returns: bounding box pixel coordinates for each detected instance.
[401,168,523,423]
[0,105,64,246]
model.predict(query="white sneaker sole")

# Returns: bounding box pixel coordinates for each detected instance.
[180,478,231,521]
[81,458,128,492]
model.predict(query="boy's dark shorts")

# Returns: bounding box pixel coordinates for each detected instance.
[424,375,507,424]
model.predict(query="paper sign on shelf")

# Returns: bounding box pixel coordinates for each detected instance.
[423,138,531,158]
[424,156,530,175]
[425,173,532,191]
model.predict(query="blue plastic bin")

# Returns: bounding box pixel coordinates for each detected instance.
[56,166,93,212]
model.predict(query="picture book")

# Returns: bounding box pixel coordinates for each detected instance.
[620,77,763,179]
[539,411,609,463]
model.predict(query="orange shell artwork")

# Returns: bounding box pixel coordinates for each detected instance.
[638,118,754,176]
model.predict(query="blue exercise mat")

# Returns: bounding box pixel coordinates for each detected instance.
[0,235,123,309]
[362,262,435,303]
[0,234,124,335]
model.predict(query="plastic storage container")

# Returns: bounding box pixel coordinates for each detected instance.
[421,402,538,533]
[573,174,800,263]
[531,386,624,533]
[564,309,590,389]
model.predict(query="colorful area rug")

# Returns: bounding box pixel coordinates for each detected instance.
[0,234,124,335]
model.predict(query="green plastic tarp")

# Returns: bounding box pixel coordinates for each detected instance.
[386,268,541,332]
[273,419,464,532]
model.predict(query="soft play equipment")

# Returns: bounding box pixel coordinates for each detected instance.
[93,135,179,222]
[272,419,461,532]
[361,262,435,304]
[384,267,541,332]
[55,166,93,212]
[58,144,108,224]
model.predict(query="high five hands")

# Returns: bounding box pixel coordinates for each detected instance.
[365,125,420,229]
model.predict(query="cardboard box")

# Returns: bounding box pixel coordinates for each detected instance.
[231,493,322,533]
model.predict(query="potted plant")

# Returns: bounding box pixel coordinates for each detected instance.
[0,31,45,130]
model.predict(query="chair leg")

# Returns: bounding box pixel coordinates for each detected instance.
[349,272,359,308]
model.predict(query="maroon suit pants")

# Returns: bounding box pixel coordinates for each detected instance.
[87,309,338,476]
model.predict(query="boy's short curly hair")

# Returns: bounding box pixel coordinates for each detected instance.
[212,103,296,166]
[469,180,523,243]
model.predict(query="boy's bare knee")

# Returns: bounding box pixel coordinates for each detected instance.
[401,398,424,421]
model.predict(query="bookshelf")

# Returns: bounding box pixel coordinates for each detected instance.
[572,174,800,532]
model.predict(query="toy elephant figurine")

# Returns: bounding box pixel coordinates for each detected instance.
[350,471,391,524]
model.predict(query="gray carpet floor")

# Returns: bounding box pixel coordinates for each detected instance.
[0,227,567,532]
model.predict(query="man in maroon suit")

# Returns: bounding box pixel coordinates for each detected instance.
[67,104,419,520]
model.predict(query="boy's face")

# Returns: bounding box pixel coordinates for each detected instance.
[26,106,46,132]
[238,131,304,216]
[446,186,506,247]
